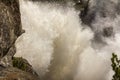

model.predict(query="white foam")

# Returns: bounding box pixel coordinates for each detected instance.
[15,0,120,80]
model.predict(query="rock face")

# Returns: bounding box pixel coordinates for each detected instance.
[0,67,39,80]
[0,0,23,59]
[0,0,40,79]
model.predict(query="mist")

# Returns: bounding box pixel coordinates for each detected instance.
[15,0,120,80]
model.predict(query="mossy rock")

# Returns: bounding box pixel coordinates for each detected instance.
[12,57,28,71]
[12,57,38,75]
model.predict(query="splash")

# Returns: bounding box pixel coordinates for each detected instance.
[15,0,120,80]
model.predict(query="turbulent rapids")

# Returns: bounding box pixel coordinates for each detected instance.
[15,0,120,80]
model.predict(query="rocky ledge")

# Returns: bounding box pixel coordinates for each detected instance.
[0,0,40,80]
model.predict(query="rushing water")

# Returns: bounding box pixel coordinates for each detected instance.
[15,0,120,80]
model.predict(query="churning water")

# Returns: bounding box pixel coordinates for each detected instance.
[15,0,120,80]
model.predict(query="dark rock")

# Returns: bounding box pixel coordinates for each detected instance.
[0,0,24,60]
[103,27,113,37]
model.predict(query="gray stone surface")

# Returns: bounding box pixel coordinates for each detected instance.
[0,0,40,80]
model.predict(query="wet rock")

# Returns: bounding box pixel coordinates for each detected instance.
[103,27,113,37]
[0,57,40,80]
[0,67,39,80]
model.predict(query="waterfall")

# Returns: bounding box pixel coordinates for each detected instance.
[15,0,120,80]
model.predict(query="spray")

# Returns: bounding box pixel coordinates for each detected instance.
[15,0,120,80]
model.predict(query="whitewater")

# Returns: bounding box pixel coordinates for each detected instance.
[15,0,120,80]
